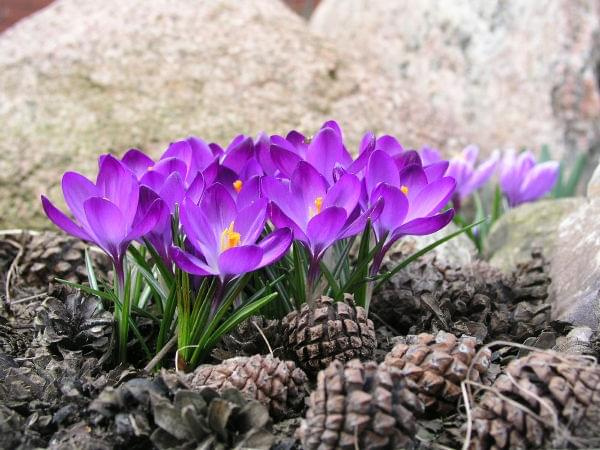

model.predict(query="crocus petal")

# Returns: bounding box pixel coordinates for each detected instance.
[269,202,309,244]
[185,172,205,204]
[187,136,215,173]
[394,209,455,237]
[338,197,384,240]
[375,135,404,157]
[306,127,344,184]
[150,157,188,181]
[366,150,400,196]
[83,197,128,259]
[236,175,262,210]
[256,132,278,176]
[285,130,307,156]
[460,151,499,198]
[371,183,409,240]
[256,228,293,268]
[291,161,329,212]
[424,161,449,183]
[62,171,98,225]
[171,247,217,276]
[398,164,428,201]
[518,161,559,203]
[420,147,442,165]
[347,133,374,174]
[122,148,154,179]
[306,206,347,258]
[270,144,303,179]
[218,245,263,276]
[41,196,92,241]
[222,136,254,174]
[180,198,219,266]
[96,154,139,225]
[462,145,479,166]
[262,176,306,226]
[235,198,268,245]
[406,177,456,221]
[127,198,167,241]
[321,120,343,138]
[394,150,422,172]
[200,183,237,236]
[323,172,360,216]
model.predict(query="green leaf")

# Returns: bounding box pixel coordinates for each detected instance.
[372,218,486,291]
[562,153,587,198]
[84,249,99,293]
[127,247,168,301]
[319,261,341,299]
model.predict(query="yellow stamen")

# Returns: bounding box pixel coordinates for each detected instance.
[220,221,241,251]
[314,196,323,214]
[233,179,243,193]
[400,185,409,195]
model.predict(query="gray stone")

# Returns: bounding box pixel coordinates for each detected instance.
[0,0,445,229]
[485,198,583,273]
[387,222,476,269]
[550,197,600,329]
[311,0,600,161]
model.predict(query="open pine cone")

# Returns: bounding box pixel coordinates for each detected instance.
[34,285,113,355]
[384,330,491,416]
[281,295,376,374]
[372,249,551,343]
[299,359,424,450]
[182,354,307,419]
[20,231,111,287]
[468,351,600,449]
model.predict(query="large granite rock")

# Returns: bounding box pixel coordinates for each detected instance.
[485,198,584,273]
[311,0,600,160]
[0,0,443,229]
[550,165,600,330]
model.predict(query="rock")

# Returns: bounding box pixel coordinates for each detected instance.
[0,0,445,229]
[485,198,583,273]
[388,222,476,268]
[311,0,600,161]
[551,195,600,330]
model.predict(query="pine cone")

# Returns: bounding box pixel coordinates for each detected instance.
[213,316,283,360]
[83,371,275,450]
[468,351,600,449]
[372,250,552,343]
[299,359,424,449]
[182,354,307,419]
[0,317,28,356]
[281,296,376,374]
[34,285,113,356]
[21,231,111,287]
[384,331,491,416]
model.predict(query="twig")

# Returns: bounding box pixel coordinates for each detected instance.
[251,319,273,356]
[143,334,177,373]
[4,242,24,309]
[11,292,47,305]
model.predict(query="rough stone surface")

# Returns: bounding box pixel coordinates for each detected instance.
[388,222,476,268]
[551,195,600,330]
[485,198,584,273]
[311,0,600,159]
[0,0,446,229]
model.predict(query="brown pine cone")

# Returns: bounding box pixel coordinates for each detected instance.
[0,317,28,357]
[299,359,424,449]
[20,231,111,287]
[281,295,376,374]
[372,250,552,343]
[181,354,307,419]
[33,285,113,356]
[468,351,600,449]
[384,331,491,416]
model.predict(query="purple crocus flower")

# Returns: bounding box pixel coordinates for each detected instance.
[270,121,353,184]
[421,145,499,204]
[170,184,292,283]
[500,149,559,207]
[365,150,456,273]
[263,161,380,281]
[41,155,166,285]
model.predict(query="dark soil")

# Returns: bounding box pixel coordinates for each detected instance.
[0,231,597,449]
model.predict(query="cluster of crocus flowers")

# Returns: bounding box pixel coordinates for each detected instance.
[41,121,462,302]
[420,145,559,209]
